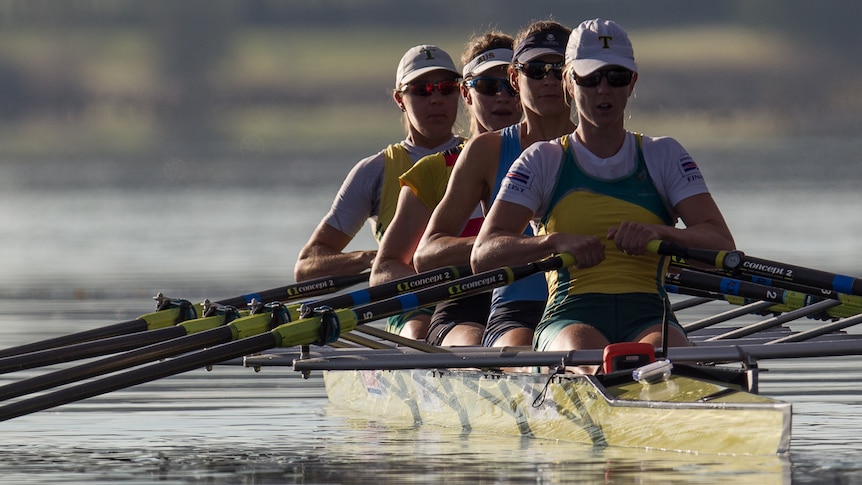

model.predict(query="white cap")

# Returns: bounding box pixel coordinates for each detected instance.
[566,19,637,76]
[396,45,460,86]
[462,48,514,78]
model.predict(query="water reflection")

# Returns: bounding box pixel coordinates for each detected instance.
[1,146,861,483]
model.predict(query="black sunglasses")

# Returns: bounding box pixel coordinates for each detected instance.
[463,77,517,97]
[514,61,564,81]
[575,69,634,88]
[400,80,460,97]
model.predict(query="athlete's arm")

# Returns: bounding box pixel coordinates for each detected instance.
[471,199,605,273]
[608,192,734,252]
[414,135,499,272]
[370,186,431,285]
[294,222,376,282]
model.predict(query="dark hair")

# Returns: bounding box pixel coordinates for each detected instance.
[512,19,571,52]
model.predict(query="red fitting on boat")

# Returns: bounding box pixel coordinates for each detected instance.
[602,342,656,374]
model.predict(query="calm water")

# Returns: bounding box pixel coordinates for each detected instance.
[1,136,862,483]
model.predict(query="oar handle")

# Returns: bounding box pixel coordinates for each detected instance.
[646,240,743,270]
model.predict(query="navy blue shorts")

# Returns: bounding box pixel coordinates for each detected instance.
[481,300,545,347]
[425,292,491,346]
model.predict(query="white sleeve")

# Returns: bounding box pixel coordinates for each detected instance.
[643,136,710,208]
[495,141,564,219]
[321,152,385,237]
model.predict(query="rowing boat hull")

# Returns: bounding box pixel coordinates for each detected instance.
[323,367,791,455]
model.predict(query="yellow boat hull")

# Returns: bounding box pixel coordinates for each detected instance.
[323,368,791,455]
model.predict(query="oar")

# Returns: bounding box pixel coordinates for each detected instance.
[665,269,862,318]
[650,240,862,298]
[664,267,862,342]
[0,253,574,421]
[0,265,467,374]
[0,272,370,360]
[0,304,246,375]
[667,268,862,343]
[669,258,862,310]
[0,264,469,400]
[666,268,862,320]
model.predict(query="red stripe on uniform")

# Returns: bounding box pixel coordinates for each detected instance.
[459,217,484,237]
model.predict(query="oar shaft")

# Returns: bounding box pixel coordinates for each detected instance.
[0,333,276,423]
[666,267,862,320]
[0,254,573,420]
[0,267,462,374]
[298,265,468,318]
[667,269,812,308]
[0,267,468,399]
[335,254,574,326]
[651,240,862,297]
[670,259,862,308]
[0,326,187,375]
[0,319,148,359]
[0,272,368,360]
[0,325,233,402]
[216,272,370,308]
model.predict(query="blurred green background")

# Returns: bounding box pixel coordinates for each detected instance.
[0,0,859,162]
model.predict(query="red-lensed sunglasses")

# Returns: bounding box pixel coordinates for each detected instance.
[399,80,460,97]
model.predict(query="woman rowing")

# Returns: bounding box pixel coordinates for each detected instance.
[370,31,523,344]
[471,19,735,355]
[295,44,463,339]
[414,20,575,348]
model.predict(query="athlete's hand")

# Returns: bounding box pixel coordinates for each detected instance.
[608,221,661,256]
[551,233,605,269]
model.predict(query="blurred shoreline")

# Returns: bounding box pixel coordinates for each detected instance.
[0,2,860,161]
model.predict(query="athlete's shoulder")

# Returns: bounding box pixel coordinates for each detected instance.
[464,130,503,150]
[521,136,565,161]
[404,151,447,180]
[633,132,685,151]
